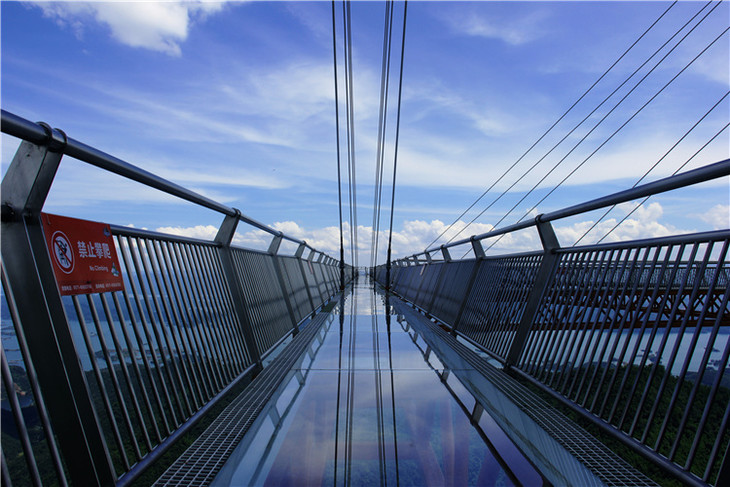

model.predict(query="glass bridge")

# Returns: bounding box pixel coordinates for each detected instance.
[1,110,728,487]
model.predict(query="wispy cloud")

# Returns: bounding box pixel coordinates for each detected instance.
[1,56,340,195]
[404,81,517,137]
[555,202,688,246]
[285,2,331,42]
[156,224,219,240]
[440,6,550,46]
[32,1,226,56]
[699,204,730,230]
[4,52,341,151]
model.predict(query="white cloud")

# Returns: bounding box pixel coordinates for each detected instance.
[154,220,346,256]
[33,1,226,56]
[271,221,343,253]
[151,200,696,266]
[156,165,287,190]
[384,218,541,260]
[442,8,549,46]
[216,61,346,131]
[699,204,730,230]
[156,224,219,240]
[285,2,330,40]
[44,164,184,207]
[555,202,687,246]
[10,56,339,152]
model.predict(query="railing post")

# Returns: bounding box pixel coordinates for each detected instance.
[322,256,333,295]
[413,253,432,306]
[441,246,452,262]
[451,241,484,336]
[294,244,306,259]
[214,210,262,368]
[313,252,330,301]
[1,138,117,485]
[505,216,561,367]
[471,236,487,259]
[295,244,315,311]
[426,250,450,314]
[267,233,283,255]
[268,234,299,333]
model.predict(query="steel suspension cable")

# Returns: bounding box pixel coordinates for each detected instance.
[370,1,395,269]
[344,0,359,271]
[478,25,730,256]
[425,0,680,250]
[598,122,730,244]
[341,1,357,272]
[373,2,395,270]
[374,2,398,272]
[575,90,730,245]
[331,0,346,289]
[386,1,408,285]
[446,0,717,251]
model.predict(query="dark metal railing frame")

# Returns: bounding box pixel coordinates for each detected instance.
[375,157,730,487]
[0,110,352,486]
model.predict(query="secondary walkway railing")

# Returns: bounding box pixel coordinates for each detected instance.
[0,109,352,486]
[374,158,730,487]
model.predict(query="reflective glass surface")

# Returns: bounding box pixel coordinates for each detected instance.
[212,278,540,486]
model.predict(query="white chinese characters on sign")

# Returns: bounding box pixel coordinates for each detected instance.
[77,241,112,259]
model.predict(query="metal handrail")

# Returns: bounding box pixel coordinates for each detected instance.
[423,158,730,256]
[1,109,317,252]
[1,109,354,487]
[375,227,730,487]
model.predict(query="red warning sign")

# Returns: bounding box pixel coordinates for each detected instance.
[41,213,124,296]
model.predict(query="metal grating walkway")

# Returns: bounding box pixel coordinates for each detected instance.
[153,301,340,486]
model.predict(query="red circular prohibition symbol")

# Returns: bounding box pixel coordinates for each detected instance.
[51,231,75,274]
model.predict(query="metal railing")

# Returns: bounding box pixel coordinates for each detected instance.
[0,109,352,486]
[374,158,730,487]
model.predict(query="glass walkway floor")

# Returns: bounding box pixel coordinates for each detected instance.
[157,276,656,487]
[211,278,542,486]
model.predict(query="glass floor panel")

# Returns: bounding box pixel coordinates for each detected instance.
[212,278,542,486]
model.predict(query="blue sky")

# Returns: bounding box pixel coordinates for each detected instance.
[2,1,728,265]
